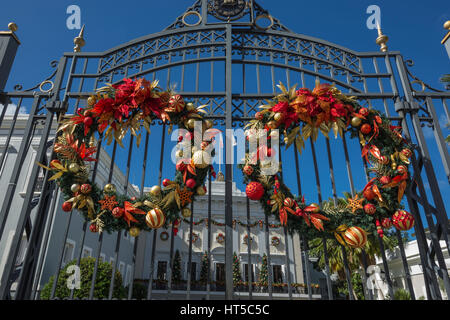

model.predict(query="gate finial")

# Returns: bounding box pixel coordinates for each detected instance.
[8,22,18,32]
[375,23,389,52]
[74,25,86,53]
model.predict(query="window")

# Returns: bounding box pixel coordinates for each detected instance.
[215,263,225,282]
[157,261,168,280]
[62,240,76,265]
[188,262,197,281]
[272,265,283,283]
[100,253,106,262]
[109,257,116,267]
[243,263,254,282]
[81,246,92,258]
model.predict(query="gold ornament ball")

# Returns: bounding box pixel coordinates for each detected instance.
[309,203,321,213]
[351,117,362,127]
[71,184,80,193]
[176,149,184,158]
[274,113,283,122]
[182,207,192,218]
[129,227,140,237]
[196,185,206,196]
[87,96,97,106]
[187,119,196,130]
[68,163,80,173]
[204,120,213,129]
[146,208,166,229]
[192,150,211,169]
[104,183,116,193]
[283,136,289,144]
[150,185,162,196]
[186,102,196,111]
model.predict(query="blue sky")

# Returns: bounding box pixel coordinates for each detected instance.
[1,0,449,233]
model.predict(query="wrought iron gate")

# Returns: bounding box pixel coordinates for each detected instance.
[0,0,448,300]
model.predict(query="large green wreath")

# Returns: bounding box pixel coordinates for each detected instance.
[238,82,415,247]
[40,78,217,236]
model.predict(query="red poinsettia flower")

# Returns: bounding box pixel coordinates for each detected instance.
[113,78,136,105]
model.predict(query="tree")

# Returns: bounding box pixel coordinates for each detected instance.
[172,249,182,283]
[199,251,209,284]
[40,257,126,300]
[258,254,268,286]
[232,252,242,284]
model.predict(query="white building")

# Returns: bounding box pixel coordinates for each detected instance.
[0,114,138,297]
[373,238,450,300]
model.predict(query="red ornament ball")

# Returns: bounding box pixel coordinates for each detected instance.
[392,210,415,231]
[359,108,369,117]
[378,156,389,165]
[397,165,408,174]
[162,179,171,187]
[246,182,265,201]
[83,116,93,127]
[381,217,393,229]
[360,124,372,135]
[255,112,263,120]
[243,165,254,176]
[112,207,124,218]
[401,148,412,158]
[380,176,391,185]
[62,201,72,212]
[284,198,294,208]
[343,226,367,249]
[186,178,196,189]
[89,224,99,233]
[364,203,376,215]
[168,94,185,113]
[80,184,92,194]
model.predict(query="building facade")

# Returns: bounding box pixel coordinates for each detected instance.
[0,114,138,296]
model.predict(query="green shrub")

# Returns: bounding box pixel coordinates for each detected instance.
[128,281,147,300]
[393,288,411,300]
[40,257,126,300]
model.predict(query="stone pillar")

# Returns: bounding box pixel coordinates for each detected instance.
[0,23,20,93]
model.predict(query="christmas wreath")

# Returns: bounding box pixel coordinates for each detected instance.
[216,233,225,244]
[271,236,280,246]
[160,231,169,241]
[39,78,217,236]
[238,82,415,248]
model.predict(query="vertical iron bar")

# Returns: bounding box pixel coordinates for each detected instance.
[224,24,234,300]
[340,244,354,300]
[88,140,118,299]
[206,171,212,299]
[395,229,416,299]
[127,130,150,300]
[108,135,134,299]
[146,123,166,299]
[186,202,194,299]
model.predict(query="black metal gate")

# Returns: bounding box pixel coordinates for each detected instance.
[0,0,448,300]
